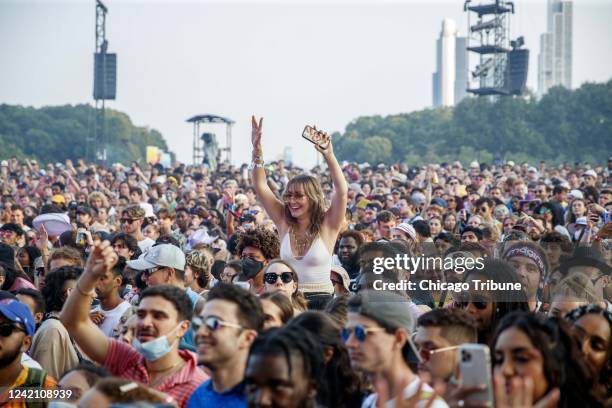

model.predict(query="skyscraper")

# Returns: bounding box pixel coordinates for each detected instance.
[432,19,468,108]
[538,0,572,96]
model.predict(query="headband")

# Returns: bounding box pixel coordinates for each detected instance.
[505,246,546,276]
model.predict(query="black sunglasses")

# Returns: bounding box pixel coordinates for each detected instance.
[0,323,25,337]
[264,272,294,285]
[120,218,140,224]
[455,299,489,310]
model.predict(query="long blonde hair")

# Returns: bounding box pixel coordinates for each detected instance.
[282,174,326,236]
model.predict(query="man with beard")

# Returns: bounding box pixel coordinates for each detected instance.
[61,242,207,407]
[127,244,205,351]
[337,230,363,282]
[0,296,56,402]
[90,257,131,337]
[188,283,263,407]
[503,242,549,312]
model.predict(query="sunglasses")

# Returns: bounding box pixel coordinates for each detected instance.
[0,323,25,337]
[142,266,164,277]
[341,325,386,342]
[455,299,489,310]
[264,272,294,285]
[193,316,243,332]
[411,336,459,361]
[282,192,305,200]
[121,218,140,224]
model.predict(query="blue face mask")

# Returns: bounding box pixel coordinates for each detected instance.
[132,324,182,361]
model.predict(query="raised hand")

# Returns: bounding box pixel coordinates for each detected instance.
[251,115,263,153]
[85,241,118,279]
[36,224,49,252]
[313,129,333,157]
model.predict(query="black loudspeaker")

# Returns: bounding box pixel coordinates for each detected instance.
[505,49,529,95]
[94,53,117,100]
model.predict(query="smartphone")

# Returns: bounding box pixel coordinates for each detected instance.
[458,344,494,405]
[302,125,325,146]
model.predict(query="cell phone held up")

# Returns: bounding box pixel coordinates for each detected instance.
[302,125,329,149]
[458,344,494,405]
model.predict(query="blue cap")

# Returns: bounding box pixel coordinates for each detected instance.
[0,298,36,336]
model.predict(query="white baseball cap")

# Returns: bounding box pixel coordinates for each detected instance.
[127,244,186,271]
[569,189,584,200]
[583,169,597,178]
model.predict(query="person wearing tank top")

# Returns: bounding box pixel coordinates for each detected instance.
[250,116,348,307]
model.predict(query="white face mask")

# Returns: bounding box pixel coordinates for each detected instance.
[132,323,182,361]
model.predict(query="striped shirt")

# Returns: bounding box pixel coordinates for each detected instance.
[103,338,208,408]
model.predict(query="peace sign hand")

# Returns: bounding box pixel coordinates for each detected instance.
[251,115,263,153]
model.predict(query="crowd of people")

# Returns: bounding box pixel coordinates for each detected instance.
[0,117,610,407]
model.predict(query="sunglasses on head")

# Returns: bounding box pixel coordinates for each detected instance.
[193,316,243,332]
[264,272,294,285]
[341,325,386,342]
[0,323,25,337]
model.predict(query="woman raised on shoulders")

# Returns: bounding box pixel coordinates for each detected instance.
[250,116,348,308]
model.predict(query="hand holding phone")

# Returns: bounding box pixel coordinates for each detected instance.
[302,125,331,152]
[457,344,494,406]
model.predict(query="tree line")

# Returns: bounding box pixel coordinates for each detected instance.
[0,104,171,164]
[333,80,612,165]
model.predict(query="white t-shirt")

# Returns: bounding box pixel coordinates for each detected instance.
[92,301,132,337]
[361,377,449,408]
[138,237,156,253]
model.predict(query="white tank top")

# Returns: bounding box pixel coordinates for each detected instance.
[280,232,334,294]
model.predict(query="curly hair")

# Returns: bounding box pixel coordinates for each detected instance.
[236,227,280,261]
[87,191,109,208]
[282,174,326,236]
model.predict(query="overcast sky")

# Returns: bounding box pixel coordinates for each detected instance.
[1,0,611,167]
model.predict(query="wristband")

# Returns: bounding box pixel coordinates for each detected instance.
[249,162,265,170]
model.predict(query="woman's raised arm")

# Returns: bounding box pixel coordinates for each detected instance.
[250,116,286,227]
[318,133,348,235]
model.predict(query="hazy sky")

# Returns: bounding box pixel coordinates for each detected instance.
[1,0,611,167]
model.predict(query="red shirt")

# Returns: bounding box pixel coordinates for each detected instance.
[104,338,208,408]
